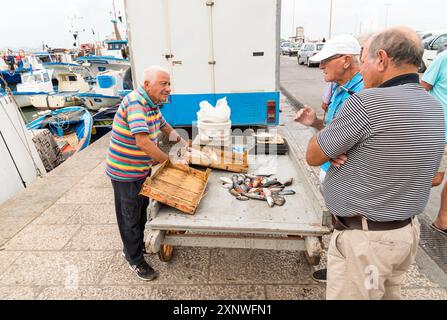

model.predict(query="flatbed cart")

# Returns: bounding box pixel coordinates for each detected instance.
[145,149,331,266]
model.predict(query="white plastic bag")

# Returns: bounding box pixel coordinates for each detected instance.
[197,97,231,123]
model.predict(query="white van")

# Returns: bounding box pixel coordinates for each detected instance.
[297,42,324,67]
[421,32,447,72]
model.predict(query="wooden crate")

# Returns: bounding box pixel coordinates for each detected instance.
[140,161,211,215]
[188,145,249,173]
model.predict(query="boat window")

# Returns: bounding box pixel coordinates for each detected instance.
[68,75,77,81]
[34,74,43,82]
[43,73,50,82]
[22,74,32,83]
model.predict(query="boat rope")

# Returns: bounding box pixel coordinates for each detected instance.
[0,130,27,188]
[0,74,43,178]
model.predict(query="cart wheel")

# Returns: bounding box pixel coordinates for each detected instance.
[157,231,186,262]
[158,244,174,262]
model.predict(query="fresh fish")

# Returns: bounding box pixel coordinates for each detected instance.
[283,178,294,187]
[269,187,285,193]
[232,175,241,189]
[220,177,233,185]
[253,178,262,188]
[239,184,250,193]
[222,183,233,189]
[237,175,245,185]
[229,189,241,197]
[278,190,296,196]
[263,188,275,208]
[248,188,263,194]
[236,196,250,201]
[272,195,286,206]
[242,193,266,201]
[262,180,281,188]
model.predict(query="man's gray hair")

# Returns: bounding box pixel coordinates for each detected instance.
[348,54,360,66]
[368,27,423,67]
[142,66,170,84]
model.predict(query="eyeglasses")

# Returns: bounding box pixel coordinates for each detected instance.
[320,54,346,65]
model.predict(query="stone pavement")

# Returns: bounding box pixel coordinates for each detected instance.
[0,95,446,300]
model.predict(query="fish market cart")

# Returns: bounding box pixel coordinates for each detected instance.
[145,141,331,265]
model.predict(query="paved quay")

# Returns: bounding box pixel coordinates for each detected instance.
[0,59,446,300]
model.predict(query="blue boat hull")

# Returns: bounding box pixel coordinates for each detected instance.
[26,106,93,151]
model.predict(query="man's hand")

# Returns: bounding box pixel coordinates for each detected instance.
[330,154,348,168]
[295,106,317,127]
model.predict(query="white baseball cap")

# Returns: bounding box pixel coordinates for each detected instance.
[310,34,361,63]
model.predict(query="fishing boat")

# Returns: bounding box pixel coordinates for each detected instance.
[12,70,55,108]
[29,72,90,110]
[76,70,130,111]
[26,106,93,154]
[90,105,118,143]
[77,55,130,77]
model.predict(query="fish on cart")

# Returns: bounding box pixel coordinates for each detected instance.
[219,174,295,208]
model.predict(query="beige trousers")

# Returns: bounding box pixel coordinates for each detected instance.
[326,217,420,300]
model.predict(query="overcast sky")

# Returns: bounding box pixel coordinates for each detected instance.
[1,0,126,50]
[1,0,446,49]
[281,0,447,40]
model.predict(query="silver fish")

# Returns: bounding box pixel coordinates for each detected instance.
[222,183,233,189]
[262,180,281,188]
[278,190,296,196]
[269,187,284,194]
[263,188,275,208]
[283,178,294,187]
[220,177,233,185]
[242,193,266,201]
[236,196,250,201]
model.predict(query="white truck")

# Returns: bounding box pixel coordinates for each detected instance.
[124,0,281,127]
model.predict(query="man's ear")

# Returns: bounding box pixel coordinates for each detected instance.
[343,55,353,69]
[376,50,389,72]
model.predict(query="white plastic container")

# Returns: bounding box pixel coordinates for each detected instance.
[197,120,232,145]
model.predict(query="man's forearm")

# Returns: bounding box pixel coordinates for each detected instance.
[161,124,181,142]
[139,141,169,163]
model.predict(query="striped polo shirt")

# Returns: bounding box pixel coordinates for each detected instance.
[317,74,445,222]
[106,86,167,182]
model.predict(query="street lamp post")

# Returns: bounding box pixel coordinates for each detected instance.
[292,0,296,40]
[329,0,333,39]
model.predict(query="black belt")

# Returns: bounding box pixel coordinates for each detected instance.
[332,215,413,231]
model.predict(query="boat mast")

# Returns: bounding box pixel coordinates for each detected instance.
[69,14,85,48]
[111,0,122,40]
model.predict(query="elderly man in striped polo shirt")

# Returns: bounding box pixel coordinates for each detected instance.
[106,66,184,281]
[306,27,445,300]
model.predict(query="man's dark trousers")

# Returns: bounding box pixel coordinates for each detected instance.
[111,174,150,266]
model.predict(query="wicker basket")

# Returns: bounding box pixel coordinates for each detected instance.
[139,161,211,215]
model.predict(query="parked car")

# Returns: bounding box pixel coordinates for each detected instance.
[417,29,447,41]
[297,42,324,67]
[420,32,447,72]
[280,42,292,55]
[285,43,301,56]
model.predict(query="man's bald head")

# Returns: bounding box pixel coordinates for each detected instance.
[366,27,424,68]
